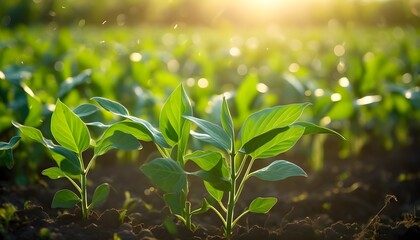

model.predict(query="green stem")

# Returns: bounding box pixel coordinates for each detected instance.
[85,155,97,174]
[234,157,255,203]
[80,171,88,219]
[66,176,81,193]
[185,201,192,230]
[235,154,248,177]
[78,153,88,219]
[225,152,236,239]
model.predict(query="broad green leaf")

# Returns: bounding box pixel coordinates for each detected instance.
[164,192,186,219]
[248,197,277,213]
[51,99,90,153]
[140,158,187,193]
[57,70,91,98]
[95,130,142,156]
[89,183,110,209]
[12,121,44,143]
[249,160,307,181]
[240,127,289,154]
[204,181,223,202]
[42,167,66,179]
[159,84,192,145]
[91,97,129,116]
[51,189,81,208]
[184,116,231,152]
[220,97,234,142]
[0,136,21,150]
[73,103,99,117]
[293,121,346,140]
[249,126,305,159]
[12,122,81,173]
[240,103,310,147]
[184,150,223,171]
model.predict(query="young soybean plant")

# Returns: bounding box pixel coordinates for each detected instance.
[183,97,344,239]
[92,85,228,230]
[12,99,143,219]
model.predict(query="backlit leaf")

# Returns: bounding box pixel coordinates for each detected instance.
[95,130,142,156]
[140,158,187,193]
[249,160,307,181]
[51,189,81,208]
[164,192,186,219]
[240,103,310,147]
[159,84,192,145]
[293,121,346,140]
[73,103,99,118]
[51,99,90,153]
[89,183,110,209]
[42,167,66,179]
[248,197,277,213]
[91,97,129,116]
[220,97,234,142]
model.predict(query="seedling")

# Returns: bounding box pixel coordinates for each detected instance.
[183,97,344,238]
[92,85,217,230]
[93,85,343,237]
[12,99,142,219]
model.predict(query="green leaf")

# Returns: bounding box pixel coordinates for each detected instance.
[240,127,289,154]
[249,160,307,181]
[57,70,91,99]
[12,121,44,143]
[204,181,223,202]
[95,130,142,156]
[293,121,346,140]
[164,192,186,218]
[42,167,66,179]
[220,97,234,142]
[240,103,310,147]
[73,103,99,118]
[140,158,187,193]
[235,73,259,122]
[13,122,82,173]
[159,84,192,145]
[184,116,231,152]
[51,189,81,208]
[184,150,223,171]
[248,197,277,213]
[0,136,21,150]
[91,97,129,116]
[51,99,90,154]
[89,183,110,209]
[249,126,305,159]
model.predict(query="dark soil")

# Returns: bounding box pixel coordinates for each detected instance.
[1,140,419,239]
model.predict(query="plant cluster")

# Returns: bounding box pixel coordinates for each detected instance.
[2,84,343,238]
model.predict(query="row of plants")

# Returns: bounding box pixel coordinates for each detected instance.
[1,26,419,178]
[1,84,343,238]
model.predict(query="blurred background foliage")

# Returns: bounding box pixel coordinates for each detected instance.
[1,0,420,184]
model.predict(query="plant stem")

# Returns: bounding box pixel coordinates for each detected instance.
[80,171,88,219]
[235,157,255,203]
[225,152,236,239]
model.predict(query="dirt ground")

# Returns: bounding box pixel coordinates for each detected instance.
[1,138,419,239]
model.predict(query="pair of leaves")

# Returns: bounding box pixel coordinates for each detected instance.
[51,183,110,209]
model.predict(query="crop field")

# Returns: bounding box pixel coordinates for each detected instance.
[1,4,420,239]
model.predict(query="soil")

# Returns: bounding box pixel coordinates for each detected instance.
[1,139,419,240]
